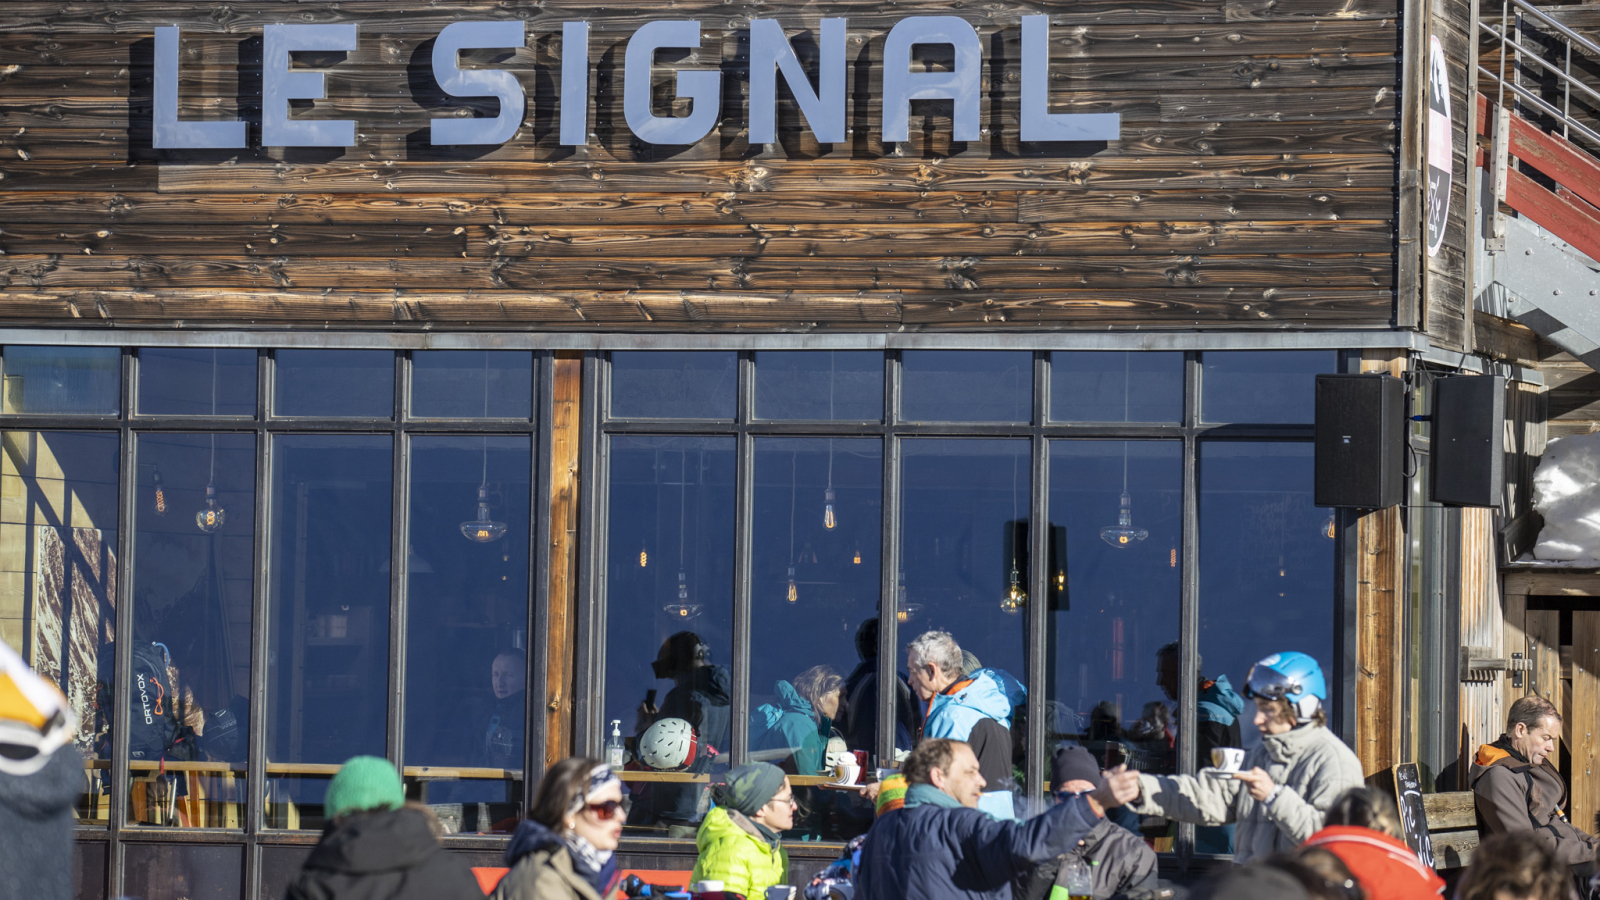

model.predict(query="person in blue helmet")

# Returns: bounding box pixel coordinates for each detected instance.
[906,630,1025,820]
[1123,651,1364,863]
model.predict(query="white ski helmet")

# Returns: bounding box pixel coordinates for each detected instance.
[639,717,698,771]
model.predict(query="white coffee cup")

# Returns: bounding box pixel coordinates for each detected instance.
[834,762,861,785]
[692,881,724,893]
[1210,747,1246,772]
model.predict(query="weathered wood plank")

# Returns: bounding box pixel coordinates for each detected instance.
[1422,791,1477,830]
[1502,572,1600,597]
[140,155,1399,193]
[1573,612,1600,835]
[543,350,581,769]
[1018,187,1392,222]
[0,286,1392,328]
[0,252,1394,291]
[1527,610,1562,737]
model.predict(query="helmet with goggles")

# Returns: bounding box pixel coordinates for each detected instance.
[0,639,77,776]
[1243,651,1326,724]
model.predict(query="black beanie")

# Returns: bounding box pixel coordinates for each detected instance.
[1050,746,1105,793]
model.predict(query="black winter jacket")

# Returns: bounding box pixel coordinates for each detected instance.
[286,806,484,900]
[855,793,1101,900]
[0,745,82,900]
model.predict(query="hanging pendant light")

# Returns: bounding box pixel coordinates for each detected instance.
[1322,513,1336,540]
[1100,442,1149,548]
[786,566,799,603]
[822,358,839,530]
[193,354,226,534]
[639,544,648,567]
[153,470,168,516]
[461,359,509,543]
[663,451,702,619]
[787,452,800,605]
[196,480,225,533]
[999,560,1027,615]
[895,571,921,623]
[852,545,862,565]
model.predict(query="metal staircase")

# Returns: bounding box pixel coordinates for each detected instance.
[1474,0,1600,367]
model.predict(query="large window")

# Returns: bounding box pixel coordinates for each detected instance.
[595,348,1341,851]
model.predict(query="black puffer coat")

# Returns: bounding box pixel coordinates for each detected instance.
[286,806,484,900]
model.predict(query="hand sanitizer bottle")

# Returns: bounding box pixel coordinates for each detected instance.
[607,719,625,770]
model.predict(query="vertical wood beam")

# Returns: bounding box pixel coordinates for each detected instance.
[1503,591,1526,712]
[544,351,583,767]
[1527,609,1562,761]
[1572,612,1600,835]
[1354,351,1406,775]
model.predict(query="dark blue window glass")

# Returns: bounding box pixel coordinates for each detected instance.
[411,351,534,419]
[265,434,392,829]
[1200,351,1336,424]
[138,349,257,417]
[611,352,737,420]
[274,351,393,418]
[2,347,120,415]
[1199,441,1334,754]
[403,434,531,831]
[901,351,1031,423]
[128,433,256,828]
[754,351,884,421]
[1050,352,1183,423]
[604,435,735,837]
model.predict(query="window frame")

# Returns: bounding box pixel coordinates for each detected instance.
[580,349,1346,862]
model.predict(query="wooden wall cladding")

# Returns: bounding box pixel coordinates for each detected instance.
[0,0,1401,331]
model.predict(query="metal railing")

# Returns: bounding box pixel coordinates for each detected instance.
[1479,0,1600,157]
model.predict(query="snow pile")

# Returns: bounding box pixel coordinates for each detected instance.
[1533,432,1600,562]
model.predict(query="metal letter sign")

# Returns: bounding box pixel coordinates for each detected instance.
[749,19,847,145]
[624,20,722,145]
[882,17,983,142]
[1426,36,1453,258]
[1020,17,1119,141]
[263,24,359,147]
[430,21,527,146]
[153,27,247,149]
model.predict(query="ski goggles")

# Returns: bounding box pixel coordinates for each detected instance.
[1242,664,1305,702]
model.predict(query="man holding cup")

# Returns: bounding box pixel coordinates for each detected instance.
[1120,651,1365,864]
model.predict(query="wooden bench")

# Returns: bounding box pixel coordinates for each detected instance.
[1423,791,1480,869]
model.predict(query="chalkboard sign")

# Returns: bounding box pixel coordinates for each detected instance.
[1394,763,1437,868]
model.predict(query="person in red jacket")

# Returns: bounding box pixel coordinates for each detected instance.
[1302,787,1444,900]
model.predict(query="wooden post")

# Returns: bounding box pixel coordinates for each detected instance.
[544,351,583,767]
[1504,590,1526,712]
[1355,352,1407,775]
[1527,610,1562,716]
[1572,611,1600,835]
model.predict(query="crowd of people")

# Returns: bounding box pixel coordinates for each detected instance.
[5,628,1600,900]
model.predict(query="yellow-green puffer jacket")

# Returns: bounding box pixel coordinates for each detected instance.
[690,806,789,898]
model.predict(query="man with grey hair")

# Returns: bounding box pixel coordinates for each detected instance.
[1470,694,1598,892]
[907,630,1024,820]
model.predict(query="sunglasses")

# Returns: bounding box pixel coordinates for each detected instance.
[584,798,631,821]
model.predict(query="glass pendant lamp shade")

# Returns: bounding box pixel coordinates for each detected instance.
[823,487,837,530]
[195,481,225,534]
[461,484,508,543]
[664,570,702,619]
[999,561,1027,614]
[1100,492,1149,547]
[786,566,798,603]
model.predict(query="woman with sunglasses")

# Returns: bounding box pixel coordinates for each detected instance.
[691,762,795,899]
[1124,651,1364,864]
[494,759,628,900]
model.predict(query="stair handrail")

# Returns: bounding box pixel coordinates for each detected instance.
[1478,0,1600,155]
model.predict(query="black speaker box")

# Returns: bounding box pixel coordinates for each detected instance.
[1430,375,1505,507]
[1315,374,1405,509]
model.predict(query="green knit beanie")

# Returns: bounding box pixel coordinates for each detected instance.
[325,756,404,819]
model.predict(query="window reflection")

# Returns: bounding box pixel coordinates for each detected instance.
[266,435,392,829]
[751,438,882,841]
[128,434,255,828]
[122,843,242,900]
[1048,440,1182,848]
[403,435,530,833]
[0,431,118,821]
[610,352,737,420]
[605,436,735,837]
[410,351,533,419]
[137,349,256,417]
[900,439,1030,815]
[1199,441,1334,756]
[1050,352,1183,423]
[900,351,1031,423]
[1,347,120,415]
[1200,351,1336,424]
[273,351,394,419]
[753,352,884,421]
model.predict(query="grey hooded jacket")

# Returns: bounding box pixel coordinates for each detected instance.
[1126,723,1364,864]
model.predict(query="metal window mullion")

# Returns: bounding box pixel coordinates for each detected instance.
[107,348,136,899]
[730,353,755,765]
[386,354,408,776]
[1026,353,1049,803]
[244,349,271,900]
[1176,352,1202,866]
[876,351,901,769]
[526,351,554,804]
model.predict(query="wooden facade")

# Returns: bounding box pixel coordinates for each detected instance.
[0,0,1401,332]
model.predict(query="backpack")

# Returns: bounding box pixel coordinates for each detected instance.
[125,642,195,761]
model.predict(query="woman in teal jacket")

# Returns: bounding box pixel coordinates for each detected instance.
[749,666,841,775]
